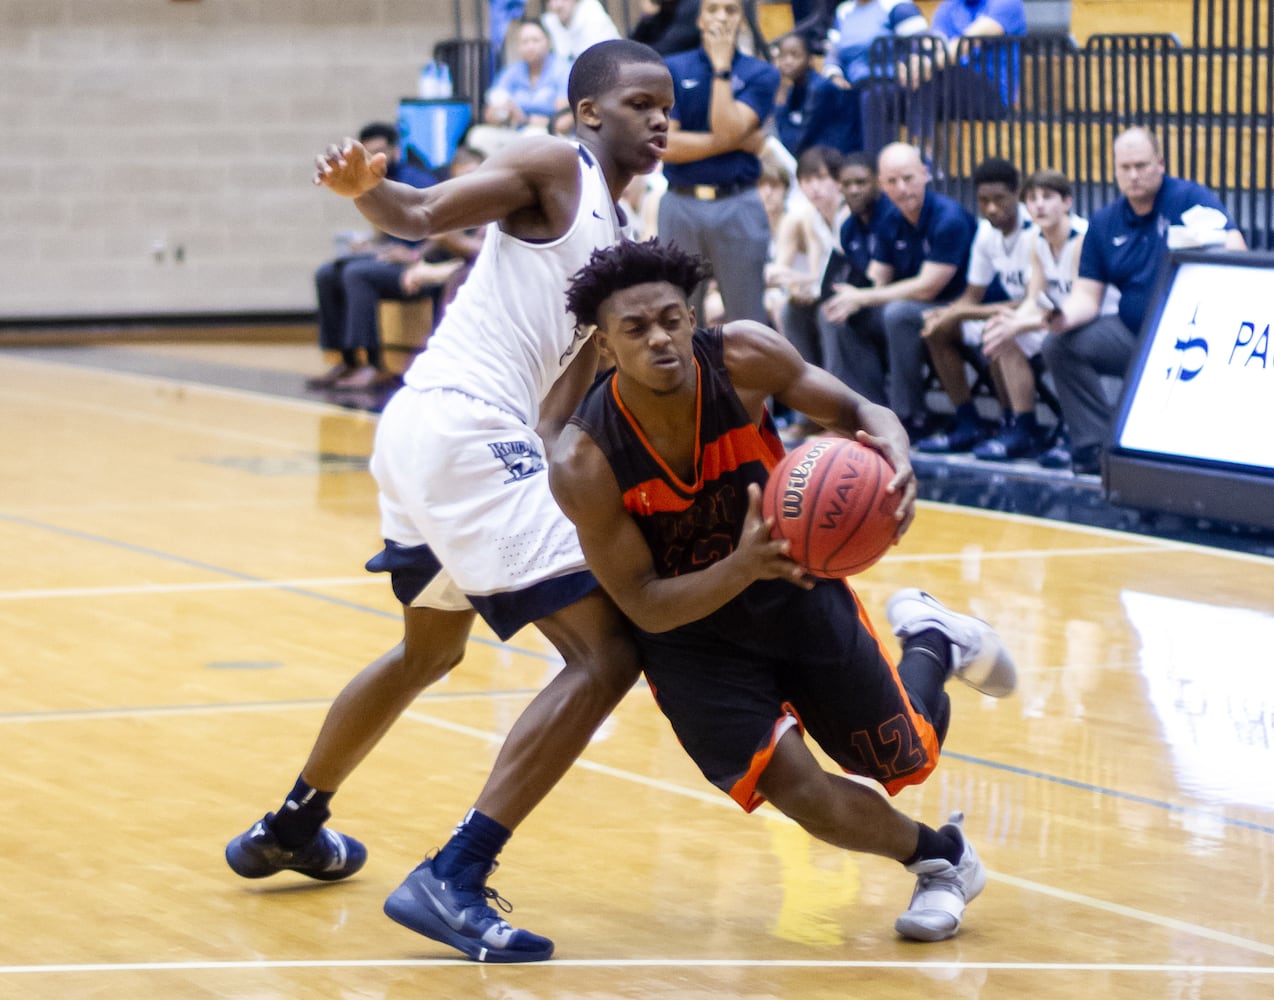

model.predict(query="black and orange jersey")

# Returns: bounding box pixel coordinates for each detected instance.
[571,326,785,581]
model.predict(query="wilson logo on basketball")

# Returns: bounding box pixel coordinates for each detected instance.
[779,439,834,519]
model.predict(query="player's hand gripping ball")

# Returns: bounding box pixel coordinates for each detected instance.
[762,437,901,577]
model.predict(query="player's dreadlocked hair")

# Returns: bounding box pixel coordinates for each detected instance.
[566,238,713,328]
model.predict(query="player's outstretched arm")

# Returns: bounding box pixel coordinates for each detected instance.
[550,426,809,634]
[315,134,579,244]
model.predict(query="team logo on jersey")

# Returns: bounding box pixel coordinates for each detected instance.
[490,440,545,483]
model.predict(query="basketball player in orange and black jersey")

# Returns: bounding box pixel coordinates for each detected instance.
[551,238,1018,942]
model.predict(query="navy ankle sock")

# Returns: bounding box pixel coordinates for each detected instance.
[898,628,953,745]
[903,822,963,867]
[271,775,334,849]
[434,809,511,878]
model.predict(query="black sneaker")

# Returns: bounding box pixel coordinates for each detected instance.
[1070,444,1102,476]
[225,812,366,881]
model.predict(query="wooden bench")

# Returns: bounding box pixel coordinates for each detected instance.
[378,298,434,375]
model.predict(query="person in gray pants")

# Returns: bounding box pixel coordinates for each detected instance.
[659,0,780,324]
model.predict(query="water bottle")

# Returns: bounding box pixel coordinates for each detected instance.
[436,62,453,100]
[418,62,438,99]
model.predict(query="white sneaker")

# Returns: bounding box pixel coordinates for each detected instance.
[885,588,1017,697]
[895,812,986,942]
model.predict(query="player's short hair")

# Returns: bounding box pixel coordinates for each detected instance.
[759,149,792,189]
[1020,168,1072,201]
[972,157,1020,192]
[567,39,665,112]
[796,145,844,180]
[567,238,712,328]
[358,122,399,146]
[840,151,876,175]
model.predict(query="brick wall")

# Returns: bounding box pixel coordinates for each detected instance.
[1,0,461,319]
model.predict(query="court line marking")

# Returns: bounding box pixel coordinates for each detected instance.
[6,352,1274,568]
[390,708,1274,959]
[2,353,367,421]
[1,958,1270,975]
[0,382,331,452]
[0,576,382,601]
[919,500,1274,566]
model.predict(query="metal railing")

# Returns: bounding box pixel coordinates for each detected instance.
[864,29,1274,247]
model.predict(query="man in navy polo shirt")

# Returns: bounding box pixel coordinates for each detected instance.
[822,142,976,438]
[660,0,780,324]
[1041,127,1245,475]
[817,151,900,401]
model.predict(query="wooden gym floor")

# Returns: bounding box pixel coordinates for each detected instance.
[1,338,1272,999]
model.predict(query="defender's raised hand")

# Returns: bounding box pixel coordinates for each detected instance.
[314,139,388,199]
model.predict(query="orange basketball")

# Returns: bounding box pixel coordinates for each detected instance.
[762,437,901,578]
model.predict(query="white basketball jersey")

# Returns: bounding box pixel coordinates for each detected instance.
[403,143,623,426]
[1035,215,1121,316]
[967,204,1034,302]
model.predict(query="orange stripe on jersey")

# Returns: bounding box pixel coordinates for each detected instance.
[701,424,784,481]
[621,476,693,516]
[842,582,943,795]
[729,706,804,812]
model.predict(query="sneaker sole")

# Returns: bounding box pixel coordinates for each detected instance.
[383,882,554,964]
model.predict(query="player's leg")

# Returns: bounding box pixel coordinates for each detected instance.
[915,317,983,453]
[1039,314,1136,472]
[880,298,936,439]
[707,191,771,324]
[337,255,409,381]
[225,604,476,882]
[757,734,985,942]
[820,305,888,405]
[310,256,362,385]
[976,342,1040,460]
[382,588,640,963]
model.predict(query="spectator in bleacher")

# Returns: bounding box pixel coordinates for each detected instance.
[1039,126,1245,475]
[308,122,440,391]
[817,151,900,400]
[913,157,1032,455]
[820,0,928,87]
[772,32,859,157]
[631,0,769,57]
[819,0,929,155]
[767,145,845,440]
[822,141,976,439]
[482,19,572,132]
[659,0,781,324]
[543,0,621,63]
[923,0,1027,120]
[979,168,1117,463]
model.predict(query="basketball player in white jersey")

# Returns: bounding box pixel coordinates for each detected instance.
[981,169,1119,462]
[225,40,674,964]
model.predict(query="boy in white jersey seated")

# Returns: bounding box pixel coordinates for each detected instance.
[913,158,1036,458]
[981,169,1121,462]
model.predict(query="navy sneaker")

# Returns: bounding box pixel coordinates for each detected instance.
[915,421,985,454]
[384,855,554,963]
[225,812,366,881]
[972,421,1035,461]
